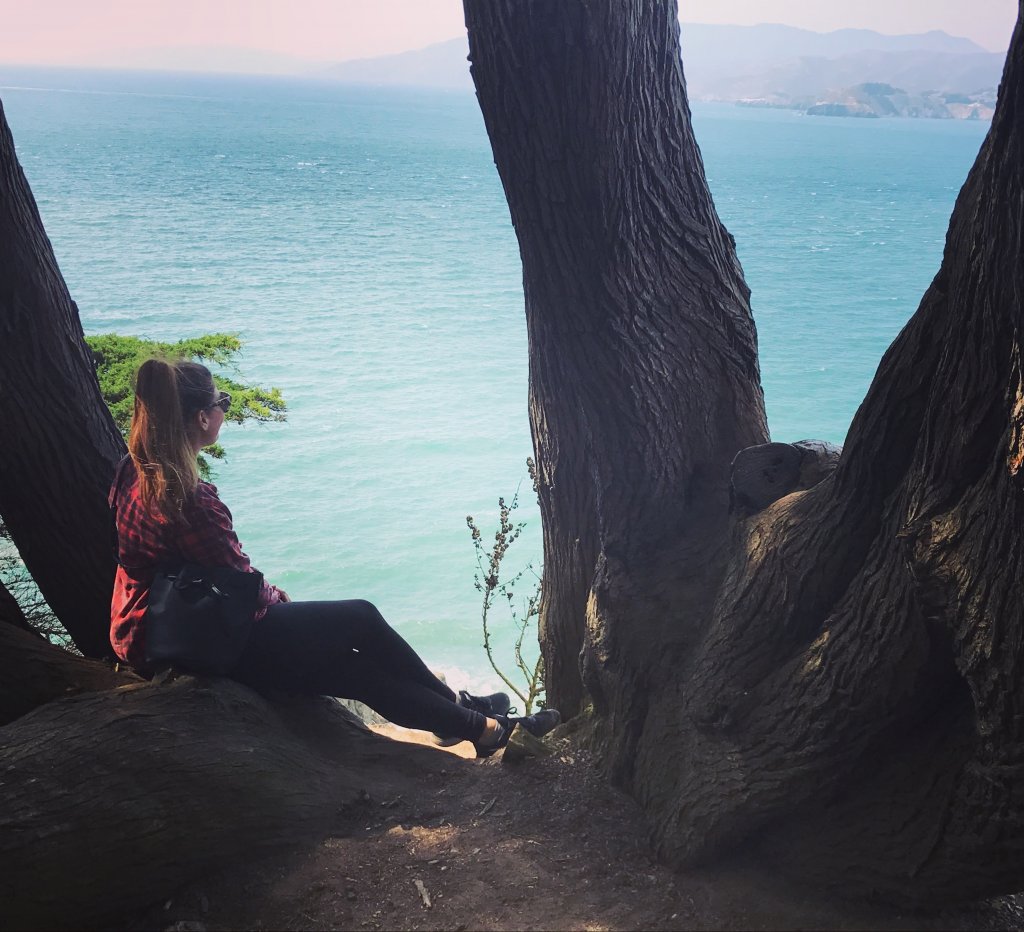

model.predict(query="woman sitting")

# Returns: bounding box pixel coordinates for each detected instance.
[109,358,559,757]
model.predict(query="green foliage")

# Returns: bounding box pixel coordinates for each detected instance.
[86,332,287,475]
[466,459,545,715]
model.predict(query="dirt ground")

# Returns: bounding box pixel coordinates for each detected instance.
[127,725,1024,932]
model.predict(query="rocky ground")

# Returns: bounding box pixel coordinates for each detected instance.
[125,725,1024,932]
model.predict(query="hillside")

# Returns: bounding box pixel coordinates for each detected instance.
[325,23,1004,119]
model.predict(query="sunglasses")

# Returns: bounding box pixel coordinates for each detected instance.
[206,391,232,413]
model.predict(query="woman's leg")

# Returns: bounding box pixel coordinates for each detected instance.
[230,599,486,741]
[321,599,458,700]
[271,600,457,700]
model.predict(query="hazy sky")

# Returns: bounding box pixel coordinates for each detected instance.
[1,0,1018,67]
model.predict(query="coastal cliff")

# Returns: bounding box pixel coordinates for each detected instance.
[739,82,996,119]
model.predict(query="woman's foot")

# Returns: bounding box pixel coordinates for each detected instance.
[434,691,513,746]
[473,708,562,758]
[473,715,512,758]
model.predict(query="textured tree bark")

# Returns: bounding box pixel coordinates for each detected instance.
[0,623,140,726]
[0,674,452,930]
[465,0,1024,905]
[729,439,841,514]
[0,577,36,637]
[0,98,125,658]
[668,15,1024,898]
[464,0,769,718]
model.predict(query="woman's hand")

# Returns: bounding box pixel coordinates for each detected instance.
[276,587,292,603]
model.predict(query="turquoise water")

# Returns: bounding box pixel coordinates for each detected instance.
[0,67,989,693]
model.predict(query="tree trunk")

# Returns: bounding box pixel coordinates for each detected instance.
[0,577,37,638]
[0,623,140,726]
[0,98,125,658]
[665,12,1024,899]
[729,439,841,514]
[464,0,769,719]
[465,0,1024,905]
[0,665,454,930]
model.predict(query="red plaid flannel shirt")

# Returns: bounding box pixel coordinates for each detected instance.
[109,459,281,668]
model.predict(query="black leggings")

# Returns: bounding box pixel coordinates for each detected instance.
[229,599,486,742]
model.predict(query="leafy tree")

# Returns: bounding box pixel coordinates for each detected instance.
[86,332,287,474]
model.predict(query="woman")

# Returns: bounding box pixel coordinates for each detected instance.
[109,358,559,757]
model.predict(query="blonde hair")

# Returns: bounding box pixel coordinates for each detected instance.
[128,359,215,520]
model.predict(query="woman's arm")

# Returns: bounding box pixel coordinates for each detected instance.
[178,482,284,610]
[178,483,256,571]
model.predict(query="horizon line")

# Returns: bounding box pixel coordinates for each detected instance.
[0,19,1008,74]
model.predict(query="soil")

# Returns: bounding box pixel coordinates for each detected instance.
[126,725,1024,932]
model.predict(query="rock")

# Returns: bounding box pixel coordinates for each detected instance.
[805,83,995,120]
[336,698,387,726]
[807,101,879,118]
[502,726,555,762]
[413,878,432,909]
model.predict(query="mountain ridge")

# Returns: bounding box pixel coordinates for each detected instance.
[42,22,1005,120]
[323,24,1002,119]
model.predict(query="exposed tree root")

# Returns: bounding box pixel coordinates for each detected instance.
[0,672,458,929]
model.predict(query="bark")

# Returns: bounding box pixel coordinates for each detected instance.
[0,671,453,930]
[0,623,140,726]
[0,97,125,658]
[466,0,1024,905]
[0,576,37,637]
[464,0,769,718]
[663,15,1024,898]
[730,439,841,514]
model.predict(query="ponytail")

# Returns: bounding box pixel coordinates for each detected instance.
[128,358,213,520]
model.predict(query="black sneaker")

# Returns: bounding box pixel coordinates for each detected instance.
[474,715,513,759]
[511,708,561,739]
[433,690,514,746]
[458,690,512,717]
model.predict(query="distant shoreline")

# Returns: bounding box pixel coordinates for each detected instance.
[732,88,995,122]
[0,61,998,123]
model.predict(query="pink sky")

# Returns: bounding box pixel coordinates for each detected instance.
[1,0,1018,67]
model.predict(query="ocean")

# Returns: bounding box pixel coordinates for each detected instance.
[0,66,989,695]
